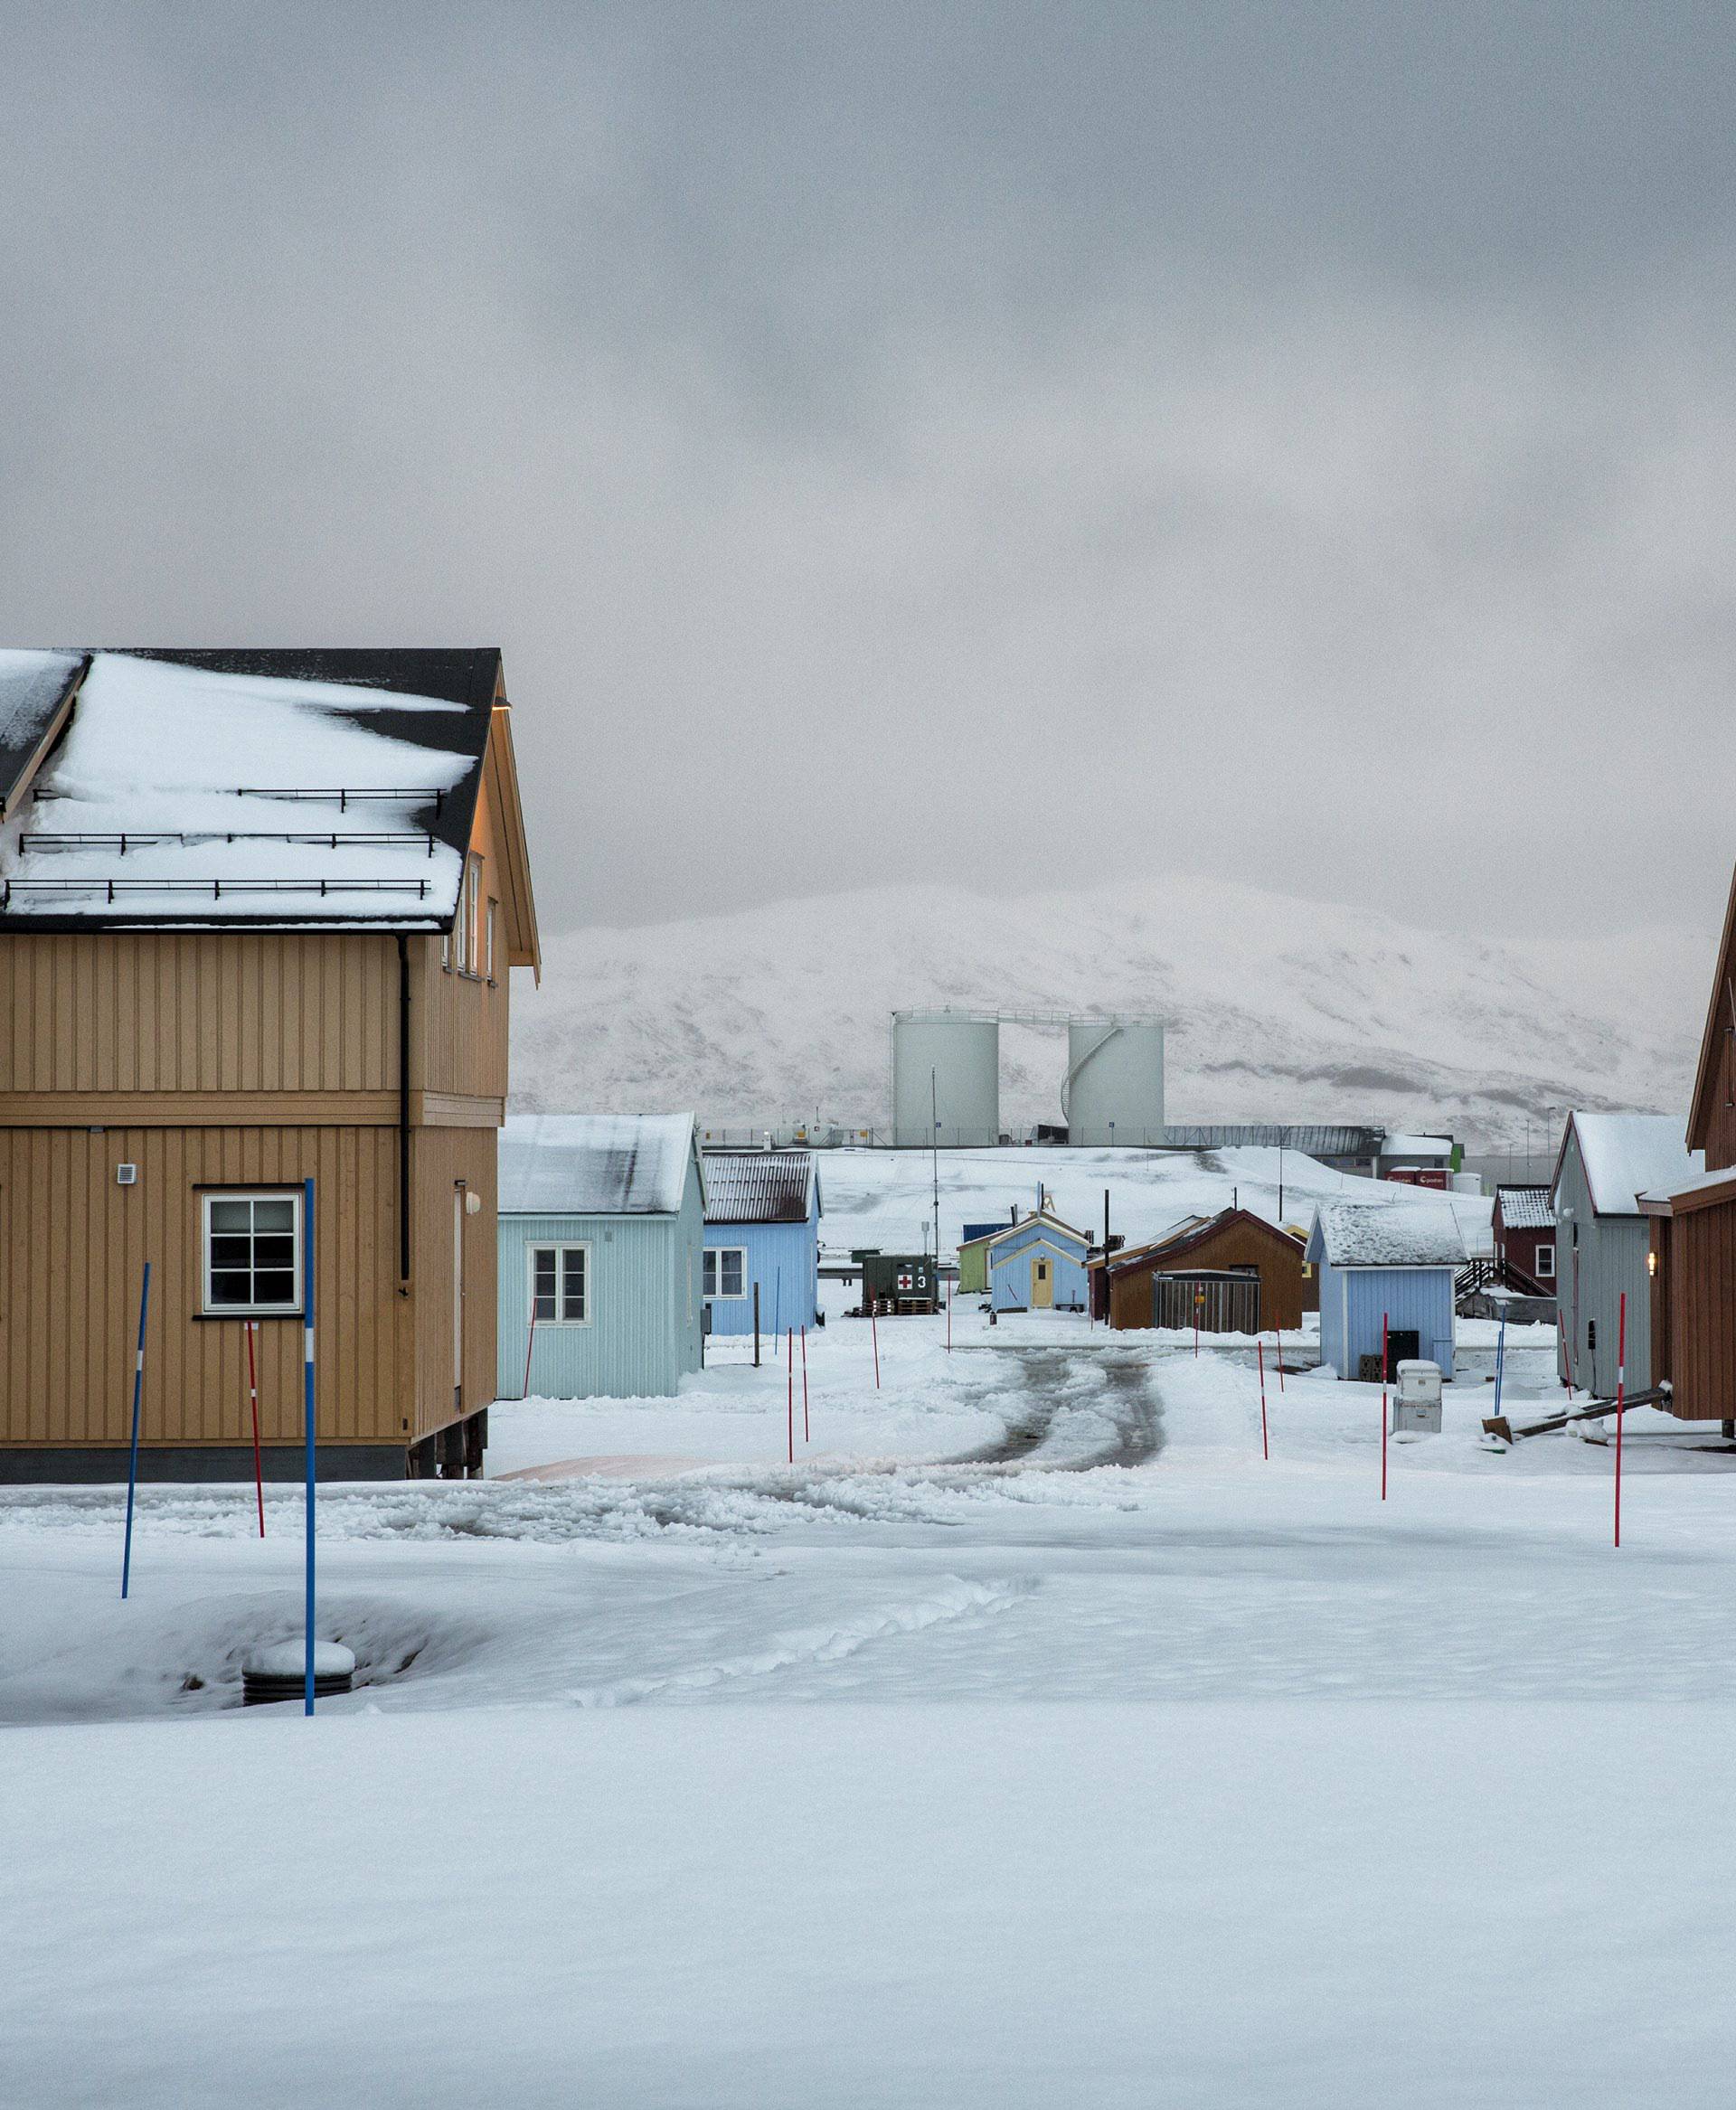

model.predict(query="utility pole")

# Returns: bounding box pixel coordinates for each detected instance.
[931,1066,941,1274]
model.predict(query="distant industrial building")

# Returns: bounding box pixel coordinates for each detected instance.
[701,1151,822,1339]
[890,1008,1164,1147]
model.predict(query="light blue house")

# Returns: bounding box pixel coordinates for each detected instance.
[986,1210,1091,1313]
[701,1151,822,1338]
[1307,1201,1463,1380]
[497,1113,705,1399]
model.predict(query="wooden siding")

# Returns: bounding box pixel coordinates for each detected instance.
[1650,1202,1736,1420]
[0,1126,408,1448]
[1553,1133,1655,1394]
[0,926,505,1119]
[0,932,399,1098]
[1106,1220,1309,1331]
[702,1213,821,1336]
[1316,1258,1455,1377]
[410,1124,499,1438]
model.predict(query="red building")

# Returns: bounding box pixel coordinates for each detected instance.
[1645,860,1736,1425]
[1491,1186,1556,1293]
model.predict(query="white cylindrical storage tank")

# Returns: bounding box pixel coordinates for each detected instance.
[892,1012,1000,1148]
[1064,1016,1165,1146]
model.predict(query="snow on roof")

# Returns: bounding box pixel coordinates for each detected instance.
[1637,1163,1736,1206]
[1563,1113,1702,1217]
[1379,1134,1455,1161]
[986,1209,1090,1253]
[0,651,488,928]
[703,1151,819,1224]
[1494,1186,1556,1230]
[499,1115,699,1216]
[0,650,83,805]
[1308,1201,1465,1267]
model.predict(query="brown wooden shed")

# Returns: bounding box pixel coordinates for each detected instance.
[0,648,539,1480]
[1644,858,1736,1425]
[1090,1209,1314,1333]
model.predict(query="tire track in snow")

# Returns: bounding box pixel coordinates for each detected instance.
[564,1577,1033,1707]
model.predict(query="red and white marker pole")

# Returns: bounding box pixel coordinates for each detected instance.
[947,1276,953,1352]
[246,1318,265,1539]
[801,1323,809,1443]
[1381,1311,1390,1502]
[1614,1291,1628,1549]
[872,1304,881,1390]
[1258,1336,1269,1461]
[1277,1325,1285,1391]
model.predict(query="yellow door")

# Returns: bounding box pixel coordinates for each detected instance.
[1032,1257,1053,1309]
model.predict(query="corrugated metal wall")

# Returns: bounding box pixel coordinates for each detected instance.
[1554,1135,1653,1394]
[702,1214,819,1336]
[988,1222,1090,1311]
[1317,1258,1454,1376]
[498,1197,702,1399]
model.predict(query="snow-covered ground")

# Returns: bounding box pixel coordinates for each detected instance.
[813,1139,1490,1258]
[6,1304,1733,2106]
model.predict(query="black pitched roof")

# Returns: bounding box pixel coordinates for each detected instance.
[0,647,504,932]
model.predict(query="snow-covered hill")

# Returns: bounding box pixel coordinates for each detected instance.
[511,877,1707,1147]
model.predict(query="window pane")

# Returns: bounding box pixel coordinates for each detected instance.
[210,1200,251,1232]
[722,1251,743,1296]
[253,1234,295,1269]
[253,1199,294,1230]
[254,1271,296,1305]
[210,1234,252,1269]
[532,1249,556,1321]
[210,1271,252,1305]
[562,1248,586,1321]
[703,1251,717,1297]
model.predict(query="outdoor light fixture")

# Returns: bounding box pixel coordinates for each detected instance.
[1647,1250,1658,1277]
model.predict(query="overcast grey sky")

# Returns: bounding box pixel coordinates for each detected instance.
[2,4,1731,939]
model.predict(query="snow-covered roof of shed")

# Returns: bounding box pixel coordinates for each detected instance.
[703,1152,820,1224]
[1561,1113,1702,1217]
[0,649,500,930]
[1308,1201,1465,1267]
[499,1114,699,1216]
[1494,1186,1556,1230]
[1637,1163,1736,1206]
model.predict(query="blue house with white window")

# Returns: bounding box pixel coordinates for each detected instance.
[1307,1200,1463,1380]
[986,1210,1091,1313]
[701,1152,822,1337]
[496,1113,705,1399]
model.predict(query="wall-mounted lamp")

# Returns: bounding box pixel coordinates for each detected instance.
[1646,1249,1658,1277]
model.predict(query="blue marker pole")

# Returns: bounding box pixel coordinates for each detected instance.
[120,1261,152,1599]
[1493,1305,1508,1425]
[302,1176,316,1717]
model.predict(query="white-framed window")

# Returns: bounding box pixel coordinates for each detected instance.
[486,898,498,981]
[703,1247,747,1299]
[203,1190,303,1315]
[529,1243,589,1324]
[1535,1242,1555,1279]
[453,853,484,974]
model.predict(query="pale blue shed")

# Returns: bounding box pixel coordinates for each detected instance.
[1307,1201,1463,1380]
[986,1210,1091,1312]
[497,1113,705,1399]
[701,1151,822,1338]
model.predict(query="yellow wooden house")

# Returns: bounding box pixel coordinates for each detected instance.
[0,647,539,1480]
